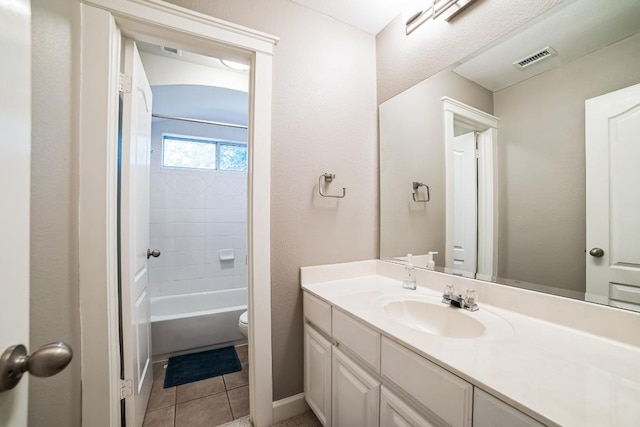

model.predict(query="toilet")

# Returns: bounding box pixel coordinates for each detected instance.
[238,310,248,338]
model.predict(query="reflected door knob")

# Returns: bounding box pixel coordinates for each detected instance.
[589,248,605,258]
[0,342,73,392]
[147,249,161,259]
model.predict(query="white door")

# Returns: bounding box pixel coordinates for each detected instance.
[332,348,380,427]
[120,38,154,426]
[304,324,332,426]
[0,0,31,424]
[447,132,477,277]
[586,83,640,310]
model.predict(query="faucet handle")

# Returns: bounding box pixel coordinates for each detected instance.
[443,285,456,298]
[464,289,478,306]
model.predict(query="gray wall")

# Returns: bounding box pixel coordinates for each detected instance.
[167,0,378,400]
[30,0,81,425]
[379,66,492,263]
[494,32,640,292]
[376,0,565,103]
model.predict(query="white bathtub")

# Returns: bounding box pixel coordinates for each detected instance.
[151,288,247,359]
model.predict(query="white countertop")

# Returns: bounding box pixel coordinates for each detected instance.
[302,273,640,427]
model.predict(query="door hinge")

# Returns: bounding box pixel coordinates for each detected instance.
[120,378,133,399]
[475,149,480,159]
[119,73,132,93]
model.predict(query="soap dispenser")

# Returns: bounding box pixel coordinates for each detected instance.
[402,254,417,290]
[426,251,438,270]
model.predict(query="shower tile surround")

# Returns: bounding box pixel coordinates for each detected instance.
[148,119,247,298]
[301,260,640,426]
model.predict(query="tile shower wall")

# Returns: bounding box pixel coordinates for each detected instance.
[148,119,247,297]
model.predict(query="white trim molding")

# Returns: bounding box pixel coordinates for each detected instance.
[273,393,311,424]
[442,97,499,280]
[78,1,277,426]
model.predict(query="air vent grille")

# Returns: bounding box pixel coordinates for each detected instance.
[162,46,182,56]
[513,46,557,69]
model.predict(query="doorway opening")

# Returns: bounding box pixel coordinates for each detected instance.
[118,39,252,425]
[78,2,277,427]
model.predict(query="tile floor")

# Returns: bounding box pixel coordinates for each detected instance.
[144,345,250,427]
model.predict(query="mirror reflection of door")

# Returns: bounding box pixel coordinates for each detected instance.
[585,83,640,311]
[449,131,478,277]
[443,99,499,281]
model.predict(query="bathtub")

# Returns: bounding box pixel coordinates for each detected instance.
[151,288,247,359]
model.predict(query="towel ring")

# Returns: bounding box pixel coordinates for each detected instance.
[412,181,430,202]
[319,173,346,199]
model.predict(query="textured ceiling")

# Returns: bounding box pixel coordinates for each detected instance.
[289,0,423,34]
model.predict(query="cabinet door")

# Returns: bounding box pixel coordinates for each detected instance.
[473,388,545,427]
[380,386,436,427]
[305,324,333,426]
[332,347,380,427]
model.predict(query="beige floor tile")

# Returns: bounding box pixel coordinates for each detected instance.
[223,362,249,390]
[143,406,175,427]
[176,375,226,404]
[175,392,232,427]
[147,381,176,411]
[216,415,252,427]
[227,386,250,419]
[235,345,249,364]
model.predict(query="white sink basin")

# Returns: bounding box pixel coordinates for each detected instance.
[376,295,513,339]
[383,299,485,338]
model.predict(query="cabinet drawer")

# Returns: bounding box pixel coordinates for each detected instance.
[380,337,472,427]
[473,388,544,427]
[332,308,381,372]
[304,292,332,336]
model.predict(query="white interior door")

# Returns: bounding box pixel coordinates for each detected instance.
[586,83,640,310]
[120,38,153,426]
[0,0,31,424]
[447,131,478,277]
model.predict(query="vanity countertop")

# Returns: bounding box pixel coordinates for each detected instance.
[302,273,640,427]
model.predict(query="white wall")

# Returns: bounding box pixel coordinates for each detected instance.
[149,119,248,298]
[139,50,249,92]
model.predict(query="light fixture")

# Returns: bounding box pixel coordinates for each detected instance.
[406,0,478,35]
[220,59,250,72]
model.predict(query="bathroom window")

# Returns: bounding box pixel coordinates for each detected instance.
[162,135,247,171]
[219,144,247,171]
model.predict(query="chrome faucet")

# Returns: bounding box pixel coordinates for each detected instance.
[442,285,478,312]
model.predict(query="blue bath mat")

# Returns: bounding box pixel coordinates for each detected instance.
[164,346,241,388]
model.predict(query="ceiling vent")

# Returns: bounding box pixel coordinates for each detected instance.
[162,46,182,57]
[513,46,557,69]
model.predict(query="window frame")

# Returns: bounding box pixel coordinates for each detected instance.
[161,133,247,172]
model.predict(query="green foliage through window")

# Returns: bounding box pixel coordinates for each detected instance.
[162,135,247,172]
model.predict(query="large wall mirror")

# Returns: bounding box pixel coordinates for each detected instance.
[380,0,640,312]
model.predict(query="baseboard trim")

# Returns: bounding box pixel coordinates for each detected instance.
[272,392,309,423]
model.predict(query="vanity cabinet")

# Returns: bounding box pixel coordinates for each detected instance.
[473,388,545,427]
[380,337,473,427]
[332,347,380,427]
[303,291,540,427]
[380,386,436,427]
[304,323,332,426]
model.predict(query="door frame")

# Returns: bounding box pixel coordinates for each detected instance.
[78,1,278,426]
[443,97,499,280]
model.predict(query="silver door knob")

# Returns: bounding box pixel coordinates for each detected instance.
[0,342,73,392]
[589,248,605,258]
[147,249,161,259]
